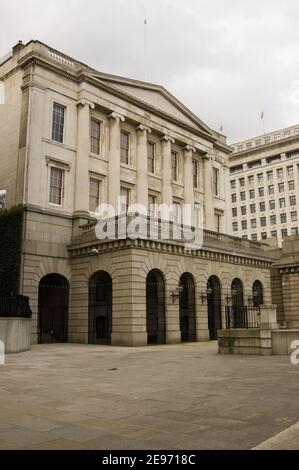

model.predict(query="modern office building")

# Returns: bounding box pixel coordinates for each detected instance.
[229,124,299,246]
[0,40,273,346]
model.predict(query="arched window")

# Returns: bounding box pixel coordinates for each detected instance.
[89,271,112,344]
[207,276,222,340]
[231,278,244,307]
[146,269,166,344]
[179,273,196,342]
[253,280,263,307]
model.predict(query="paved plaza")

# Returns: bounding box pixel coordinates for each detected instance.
[0,342,299,450]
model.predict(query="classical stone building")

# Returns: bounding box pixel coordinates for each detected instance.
[0,40,273,346]
[229,124,299,246]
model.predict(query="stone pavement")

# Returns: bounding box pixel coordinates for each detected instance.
[0,342,299,450]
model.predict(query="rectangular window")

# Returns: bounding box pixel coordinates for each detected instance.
[242,220,247,230]
[259,187,264,197]
[49,167,63,205]
[241,206,246,215]
[89,178,101,212]
[268,185,274,195]
[52,103,65,143]
[287,166,294,177]
[291,227,298,236]
[120,130,130,165]
[249,189,255,199]
[232,222,238,232]
[231,180,236,189]
[276,168,283,178]
[232,207,237,217]
[120,187,130,214]
[213,167,220,195]
[270,215,276,225]
[261,232,267,240]
[279,198,286,208]
[260,202,265,212]
[267,170,273,181]
[251,219,256,228]
[148,194,157,218]
[289,180,295,191]
[271,230,277,238]
[232,193,237,203]
[248,175,254,184]
[173,201,181,224]
[280,213,287,224]
[291,211,297,222]
[250,203,256,214]
[278,182,284,192]
[281,229,288,239]
[269,200,275,210]
[194,204,202,228]
[147,142,155,173]
[239,177,245,187]
[90,119,101,155]
[172,151,178,182]
[290,195,296,206]
[215,212,222,233]
[252,233,257,241]
[240,191,246,201]
[257,173,263,183]
[260,216,266,227]
[193,160,199,189]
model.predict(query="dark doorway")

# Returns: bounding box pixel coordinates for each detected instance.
[89,271,112,345]
[38,274,69,343]
[207,276,222,340]
[179,273,196,342]
[146,269,166,344]
[232,278,244,307]
[253,280,263,307]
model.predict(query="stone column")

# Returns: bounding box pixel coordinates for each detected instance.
[196,290,210,341]
[74,99,95,216]
[26,85,46,207]
[203,154,214,231]
[161,135,175,207]
[136,124,151,208]
[108,112,125,214]
[183,145,196,226]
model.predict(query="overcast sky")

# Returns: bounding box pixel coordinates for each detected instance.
[1,0,299,142]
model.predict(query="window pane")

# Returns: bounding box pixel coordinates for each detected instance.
[89,178,100,212]
[147,142,155,173]
[90,119,101,155]
[49,168,63,205]
[172,151,178,181]
[120,131,129,164]
[52,103,65,143]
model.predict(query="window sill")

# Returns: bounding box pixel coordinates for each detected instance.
[42,138,76,152]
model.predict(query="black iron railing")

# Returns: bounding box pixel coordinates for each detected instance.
[0,295,32,318]
[225,305,260,329]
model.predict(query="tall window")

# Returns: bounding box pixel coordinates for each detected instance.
[214,212,222,232]
[52,103,65,143]
[249,189,255,199]
[289,180,295,191]
[147,142,155,173]
[90,119,101,155]
[173,201,181,224]
[213,167,219,195]
[193,160,199,188]
[49,168,63,205]
[120,187,130,214]
[231,180,236,189]
[148,194,157,218]
[290,195,296,206]
[233,222,238,232]
[89,178,101,212]
[120,130,130,165]
[171,151,178,181]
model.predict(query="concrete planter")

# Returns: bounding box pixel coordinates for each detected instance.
[0,317,31,353]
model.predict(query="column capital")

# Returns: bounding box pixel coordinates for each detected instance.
[161,134,175,144]
[108,111,125,122]
[76,98,95,109]
[183,144,196,154]
[136,124,151,134]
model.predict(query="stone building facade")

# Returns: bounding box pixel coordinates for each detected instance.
[0,40,273,346]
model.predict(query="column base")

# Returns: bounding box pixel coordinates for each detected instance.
[196,329,210,341]
[111,332,147,347]
[166,330,181,344]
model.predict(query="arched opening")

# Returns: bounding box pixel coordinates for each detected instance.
[89,271,112,345]
[207,276,222,340]
[146,269,166,344]
[253,280,263,307]
[231,278,244,307]
[179,273,196,342]
[38,274,69,343]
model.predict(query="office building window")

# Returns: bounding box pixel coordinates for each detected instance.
[291,211,297,222]
[233,222,238,232]
[279,198,286,208]
[261,232,267,240]
[193,160,199,189]
[260,201,265,212]
[257,173,263,183]
[231,180,236,189]
[250,204,256,214]
[268,185,274,195]
[290,195,296,206]
[239,177,245,187]
[248,175,254,184]
[280,213,287,224]
[120,130,130,165]
[276,168,283,178]
[147,142,155,173]
[232,193,237,203]
[289,180,295,191]
[232,207,237,217]
[278,182,284,192]
[270,215,276,225]
[281,229,288,239]
[171,151,178,182]
[251,219,257,229]
[90,119,101,155]
[49,167,64,205]
[240,191,246,201]
[291,227,298,236]
[259,187,264,197]
[241,206,246,215]
[89,178,101,212]
[260,216,266,227]
[242,220,247,230]
[249,189,255,199]
[213,167,220,195]
[52,103,65,143]
[269,200,275,210]
[120,187,130,214]
[252,233,257,241]
[271,230,277,238]
[267,170,273,181]
[287,166,294,177]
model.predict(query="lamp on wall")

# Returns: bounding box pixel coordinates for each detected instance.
[201,287,213,303]
[171,281,184,303]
